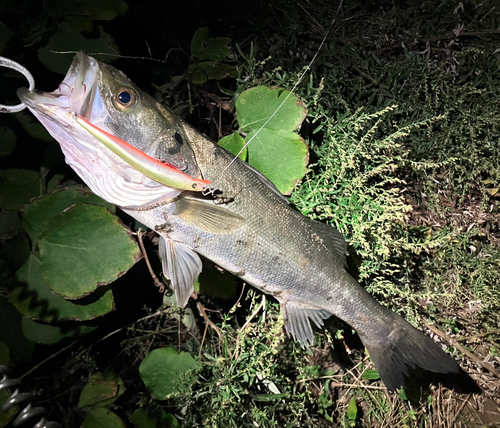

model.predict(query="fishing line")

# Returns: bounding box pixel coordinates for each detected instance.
[215,15,337,183]
[0,56,35,113]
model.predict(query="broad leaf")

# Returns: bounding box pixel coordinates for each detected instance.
[130,407,178,428]
[11,254,114,322]
[139,347,200,400]
[235,86,309,194]
[191,27,231,61]
[78,372,126,408]
[38,204,140,299]
[22,317,97,345]
[23,187,114,244]
[82,408,126,428]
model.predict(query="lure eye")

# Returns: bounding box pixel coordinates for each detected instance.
[113,87,138,110]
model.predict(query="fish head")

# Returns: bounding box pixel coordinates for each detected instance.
[17,51,196,208]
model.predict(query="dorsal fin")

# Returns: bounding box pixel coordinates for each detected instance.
[240,160,290,204]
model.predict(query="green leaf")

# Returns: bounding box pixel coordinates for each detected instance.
[57,0,128,21]
[361,369,380,380]
[21,317,97,345]
[191,27,232,61]
[11,254,114,322]
[0,341,9,366]
[130,407,178,428]
[0,169,43,210]
[38,204,140,299]
[235,86,309,194]
[218,132,247,161]
[347,397,358,420]
[23,187,114,244]
[187,62,237,84]
[81,408,126,428]
[78,372,126,408]
[0,126,16,157]
[0,296,34,361]
[38,23,118,75]
[139,347,200,400]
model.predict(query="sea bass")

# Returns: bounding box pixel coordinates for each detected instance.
[12,52,474,391]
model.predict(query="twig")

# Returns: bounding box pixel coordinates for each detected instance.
[296,376,387,390]
[240,295,266,331]
[21,342,77,380]
[196,302,232,357]
[136,228,165,292]
[424,321,500,378]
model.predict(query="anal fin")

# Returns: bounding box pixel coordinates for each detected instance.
[159,236,202,308]
[281,302,331,348]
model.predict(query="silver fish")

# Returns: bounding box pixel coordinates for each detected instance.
[13,52,475,391]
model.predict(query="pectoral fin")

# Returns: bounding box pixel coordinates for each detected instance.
[159,236,202,307]
[173,198,245,233]
[281,302,331,348]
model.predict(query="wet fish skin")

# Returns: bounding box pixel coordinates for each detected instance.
[17,53,477,392]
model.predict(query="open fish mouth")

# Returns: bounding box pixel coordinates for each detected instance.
[16,52,181,208]
[18,52,100,122]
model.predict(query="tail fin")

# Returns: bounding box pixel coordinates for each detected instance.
[361,313,479,392]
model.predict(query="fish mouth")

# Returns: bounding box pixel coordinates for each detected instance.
[17,51,100,120]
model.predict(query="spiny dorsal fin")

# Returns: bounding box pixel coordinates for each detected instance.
[311,220,349,267]
[173,198,245,233]
[281,301,331,348]
[240,160,290,204]
[159,236,202,307]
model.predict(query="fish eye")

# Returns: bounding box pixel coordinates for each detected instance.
[113,87,138,110]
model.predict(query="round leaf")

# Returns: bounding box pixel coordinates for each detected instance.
[11,254,115,322]
[190,27,232,61]
[23,187,115,244]
[82,408,126,428]
[78,372,126,408]
[139,347,200,400]
[235,86,309,194]
[22,317,97,345]
[130,407,178,428]
[38,204,140,299]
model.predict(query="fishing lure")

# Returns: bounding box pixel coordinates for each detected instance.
[73,115,211,192]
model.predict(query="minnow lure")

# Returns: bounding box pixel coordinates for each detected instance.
[73,115,211,192]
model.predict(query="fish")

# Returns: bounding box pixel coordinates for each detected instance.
[13,52,477,392]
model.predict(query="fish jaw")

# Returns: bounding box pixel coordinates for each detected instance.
[17,52,181,208]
